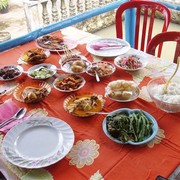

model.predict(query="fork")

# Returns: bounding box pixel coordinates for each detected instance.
[91,43,125,50]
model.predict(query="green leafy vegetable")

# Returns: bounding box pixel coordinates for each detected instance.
[106,111,153,143]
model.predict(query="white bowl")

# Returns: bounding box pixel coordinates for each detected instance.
[60,55,91,74]
[0,65,23,81]
[114,54,147,71]
[53,74,86,92]
[27,63,57,80]
[86,61,116,78]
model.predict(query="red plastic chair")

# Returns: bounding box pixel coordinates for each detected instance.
[147,31,180,63]
[115,0,171,52]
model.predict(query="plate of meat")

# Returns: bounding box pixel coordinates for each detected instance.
[36,35,77,51]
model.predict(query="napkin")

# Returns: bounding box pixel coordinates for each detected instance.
[0,99,27,133]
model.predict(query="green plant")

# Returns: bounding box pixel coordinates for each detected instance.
[0,0,8,10]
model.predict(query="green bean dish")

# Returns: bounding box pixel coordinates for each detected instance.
[106,111,153,143]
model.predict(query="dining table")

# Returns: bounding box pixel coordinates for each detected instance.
[0,26,179,180]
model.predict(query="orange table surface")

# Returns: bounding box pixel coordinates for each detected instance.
[0,28,179,180]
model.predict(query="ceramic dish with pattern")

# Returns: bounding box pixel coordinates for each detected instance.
[102,108,158,145]
[63,93,105,117]
[19,48,50,65]
[2,116,74,168]
[36,35,77,51]
[114,54,148,71]
[60,55,91,74]
[86,38,130,57]
[13,81,51,103]
[105,80,140,102]
[53,74,86,92]
[0,65,23,81]
[27,63,57,80]
[86,61,116,78]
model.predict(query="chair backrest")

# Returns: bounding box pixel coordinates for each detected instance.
[147,31,180,63]
[115,0,171,52]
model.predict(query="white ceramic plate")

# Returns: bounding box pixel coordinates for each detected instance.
[86,38,130,57]
[27,63,57,80]
[105,86,140,102]
[2,116,74,168]
[114,54,148,71]
[0,65,23,81]
[36,35,77,52]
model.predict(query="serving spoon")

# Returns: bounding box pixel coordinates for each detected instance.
[0,108,27,129]
[164,57,180,94]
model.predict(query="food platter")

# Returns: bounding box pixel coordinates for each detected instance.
[86,61,116,78]
[114,54,148,71]
[2,116,74,168]
[60,55,91,74]
[86,38,130,57]
[63,93,105,117]
[53,74,86,92]
[27,63,57,80]
[36,35,77,51]
[13,81,51,103]
[102,108,158,145]
[19,48,50,64]
[105,80,140,102]
[0,65,23,81]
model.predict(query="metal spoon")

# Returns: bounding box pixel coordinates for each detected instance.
[164,57,180,94]
[0,108,27,129]
[92,65,100,82]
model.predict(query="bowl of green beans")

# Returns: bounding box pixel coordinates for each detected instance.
[102,108,158,145]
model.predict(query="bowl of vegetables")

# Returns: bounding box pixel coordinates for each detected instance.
[27,63,57,80]
[102,108,158,145]
[114,54,147,71]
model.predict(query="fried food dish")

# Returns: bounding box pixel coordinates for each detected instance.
[37,35,64,50]
[54,74,84,91]
[22,87,49,103]
[21,48,47,64]
[106,80,137,100]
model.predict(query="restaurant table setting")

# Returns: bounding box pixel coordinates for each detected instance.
[0,27,179,180]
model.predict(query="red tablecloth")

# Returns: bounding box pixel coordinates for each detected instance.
[0,27,179,180]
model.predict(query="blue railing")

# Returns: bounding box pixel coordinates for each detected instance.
[0,0,127,52]
[0,0,179,52]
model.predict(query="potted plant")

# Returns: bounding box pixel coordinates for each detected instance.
[0,0,9,14]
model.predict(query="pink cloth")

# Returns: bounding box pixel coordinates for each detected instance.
[0,99,26,133]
